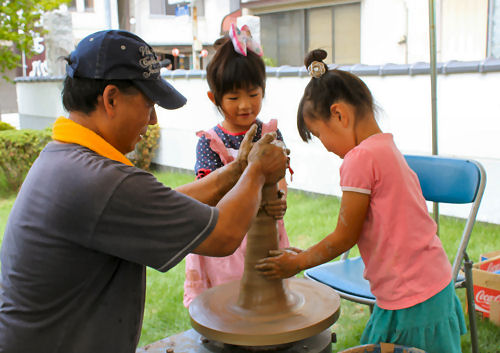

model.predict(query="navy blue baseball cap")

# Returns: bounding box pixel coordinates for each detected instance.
[66,30,186,110]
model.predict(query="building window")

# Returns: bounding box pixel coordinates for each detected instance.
[150,0,178,15]
[194,0,204,17]
[84,0,94,12]
[260,3,360,66]
[149,0,203,16]
[68,0,94,12]
[489,0,500,57]
[261,10,305,67]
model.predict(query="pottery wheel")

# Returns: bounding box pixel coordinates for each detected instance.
[189,277,340,346]
[189,182,341,347]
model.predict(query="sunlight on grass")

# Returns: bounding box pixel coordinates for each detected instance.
[0,196,15,243]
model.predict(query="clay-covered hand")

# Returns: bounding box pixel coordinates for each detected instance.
[235,124,257,172]
[254,247,304,279]
[271,140,291,174]
[247,132,288,184]
[263,190,287,219]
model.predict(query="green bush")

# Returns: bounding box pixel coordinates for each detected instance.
[263,56,277,67]
[0,128,52,191]
[0,121,15,131]
[130,124,161,171]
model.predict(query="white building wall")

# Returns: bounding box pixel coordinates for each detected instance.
[157,71,499,225]
[361,0,489,65]
[134,5,193,45]
[70,0,111,42]
[361,0,410,64]
[65,0,492,64]
[438,0,488,62]
[18,66,499,223]
[112,0,229,46]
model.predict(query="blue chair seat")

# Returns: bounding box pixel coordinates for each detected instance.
[305,257,375,302]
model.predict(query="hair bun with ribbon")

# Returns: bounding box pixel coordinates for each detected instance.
[229,23,263,57]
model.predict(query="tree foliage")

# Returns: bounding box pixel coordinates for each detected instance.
[0,0,70,79]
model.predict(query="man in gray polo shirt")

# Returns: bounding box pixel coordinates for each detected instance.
[0,30,288,353]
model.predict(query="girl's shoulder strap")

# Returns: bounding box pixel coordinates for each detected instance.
[196,128,234,165]
[261,119,278,135]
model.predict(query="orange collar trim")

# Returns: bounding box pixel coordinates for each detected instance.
[52,117,133,166]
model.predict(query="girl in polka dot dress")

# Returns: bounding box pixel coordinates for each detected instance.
[183,26,290,307]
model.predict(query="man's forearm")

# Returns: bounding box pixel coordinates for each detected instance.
[191,162,265,256]
[175,160,244,206]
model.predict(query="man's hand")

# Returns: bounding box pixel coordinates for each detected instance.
[235,124,257,173]
[255,247,304,279]
[248,132,288,184]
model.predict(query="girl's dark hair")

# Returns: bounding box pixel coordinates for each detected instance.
[297,49,375,142]
[61,56,139,115]
[206,38,266,110]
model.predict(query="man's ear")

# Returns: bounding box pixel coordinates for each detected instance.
[207,91,216,105]
[102,85,119,115]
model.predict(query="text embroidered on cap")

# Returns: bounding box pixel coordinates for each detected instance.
[139,45,161,78]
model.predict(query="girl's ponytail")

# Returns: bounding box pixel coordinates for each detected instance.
[297,49,375,142]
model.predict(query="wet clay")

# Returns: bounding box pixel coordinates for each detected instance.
[189,183,341,346]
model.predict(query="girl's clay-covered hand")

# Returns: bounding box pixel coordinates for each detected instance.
[255,247,304,279]
[262,190,287,219]
[248,132,288,184]
[235,124,257,172]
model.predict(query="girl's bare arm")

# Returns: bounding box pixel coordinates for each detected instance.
[256,191,370,279]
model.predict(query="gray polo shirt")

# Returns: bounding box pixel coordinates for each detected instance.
[0,142,218,353]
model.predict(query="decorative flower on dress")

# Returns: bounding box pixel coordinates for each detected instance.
[229,23,263,57]
[307,61,326,78]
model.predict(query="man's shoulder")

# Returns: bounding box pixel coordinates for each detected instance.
[43,142,138,174]
[30,142,144,199]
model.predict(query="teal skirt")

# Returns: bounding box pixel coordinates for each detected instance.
[360,281,467,353]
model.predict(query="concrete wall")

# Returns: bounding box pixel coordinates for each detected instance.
[0,69,18,114]
[15,60,500,224]
[15,78,65,129]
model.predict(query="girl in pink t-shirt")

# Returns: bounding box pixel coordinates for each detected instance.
[256,49,466,353]
[183,26,290,308]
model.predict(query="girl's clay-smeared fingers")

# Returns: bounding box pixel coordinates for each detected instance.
[254,262,277,275]
[241,124,257,147]
[254,262,270,270]
[258,131,277,144]
[263,204,286,219]
[284,247,303,254]
[265,198,286,206]
[268,249,284,257]
[236,124,257,169]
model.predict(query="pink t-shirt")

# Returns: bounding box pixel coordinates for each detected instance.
[340,133,452,310]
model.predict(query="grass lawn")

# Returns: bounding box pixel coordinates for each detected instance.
[1,170,499,351]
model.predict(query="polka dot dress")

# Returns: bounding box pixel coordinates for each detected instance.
[195,119,284,179]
